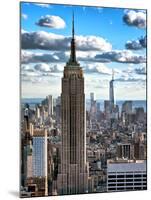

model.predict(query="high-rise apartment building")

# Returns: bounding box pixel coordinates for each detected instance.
[32,129,48,196]
[47,95,53,117]
[117,143,132,159]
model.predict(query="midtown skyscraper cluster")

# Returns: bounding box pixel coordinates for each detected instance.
[21,14,147,197]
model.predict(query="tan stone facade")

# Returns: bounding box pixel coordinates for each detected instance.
[57,14,88,195]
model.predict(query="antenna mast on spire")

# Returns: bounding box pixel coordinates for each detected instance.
[112,69,114,80]
[72,11,75,39]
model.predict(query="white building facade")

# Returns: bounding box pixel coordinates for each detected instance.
[32,130,47,178]
[107,160,147,192]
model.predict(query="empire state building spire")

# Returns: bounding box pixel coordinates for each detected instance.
[72,12,75,39]
[68,12,79,65]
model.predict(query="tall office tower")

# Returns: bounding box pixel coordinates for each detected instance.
[104,100,110,120]
[90,100,97,120]
[90,92,94,107]
[117,143,132,159]
[135,107,145,122]
[122,101,132,114]
[47,95,53,117]
[36,105,40,119]
[121,101,132,124]
[57,13,88,195]
[96,102,100,112]
[134,141,146,160]
[109,70,114,113]
[32,129,48,196]
[55,96,61,125]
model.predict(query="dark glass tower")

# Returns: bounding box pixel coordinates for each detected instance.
[57,13,88,195]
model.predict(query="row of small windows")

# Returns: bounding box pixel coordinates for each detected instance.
[108,187,147,191]
[108,183,146,187]
[108,174,147,179]
[108,178,146,183]
[108,172,146,174]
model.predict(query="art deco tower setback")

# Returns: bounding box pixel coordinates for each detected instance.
[57,13,88,195]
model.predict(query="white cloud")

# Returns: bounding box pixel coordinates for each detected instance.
[21,49,146,65]
[21,50,63,64]
[21,70,40,77]
[135,65,146,75]
[36,15,66,29]
[22,65,34,72]
[123,10,146,28]
[126,36,146,50]
[95,50,146,64]
[84,63,112,75]
[76,35,112,51]
[35,3,50,8]
[34,63,51,72]
[21,31,112,51]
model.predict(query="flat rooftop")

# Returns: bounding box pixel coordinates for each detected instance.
[107,160,146,172]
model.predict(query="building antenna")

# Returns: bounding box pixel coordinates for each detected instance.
[112,69,114,81]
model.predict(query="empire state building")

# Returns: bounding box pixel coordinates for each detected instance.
[57,13,88,195]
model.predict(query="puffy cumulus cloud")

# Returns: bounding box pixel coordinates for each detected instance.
[21,51,66,64]
[34,63,51,72]
[36,15,66,29]
[73,51,97,62]
[22,14,28,20]
[21,50,97,64]
[34,63,64,73]
[135,66,146,75]
[120,64,146,77]
[123,10,146,28]
[21,31,112,51]
[21,64,61,84]
[139,36,147,48]
[126,36,147,50]
[22,31,66,50]
[22,65,34,72]
[126,40,142,50]
[22,49,146,65]
[76,35,112,51]
[84,63,112,75]
[51,64,64,73]
[95,50,146,64]
[21,70,40,77]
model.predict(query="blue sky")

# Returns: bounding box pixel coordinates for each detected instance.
[21,2,147,100]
